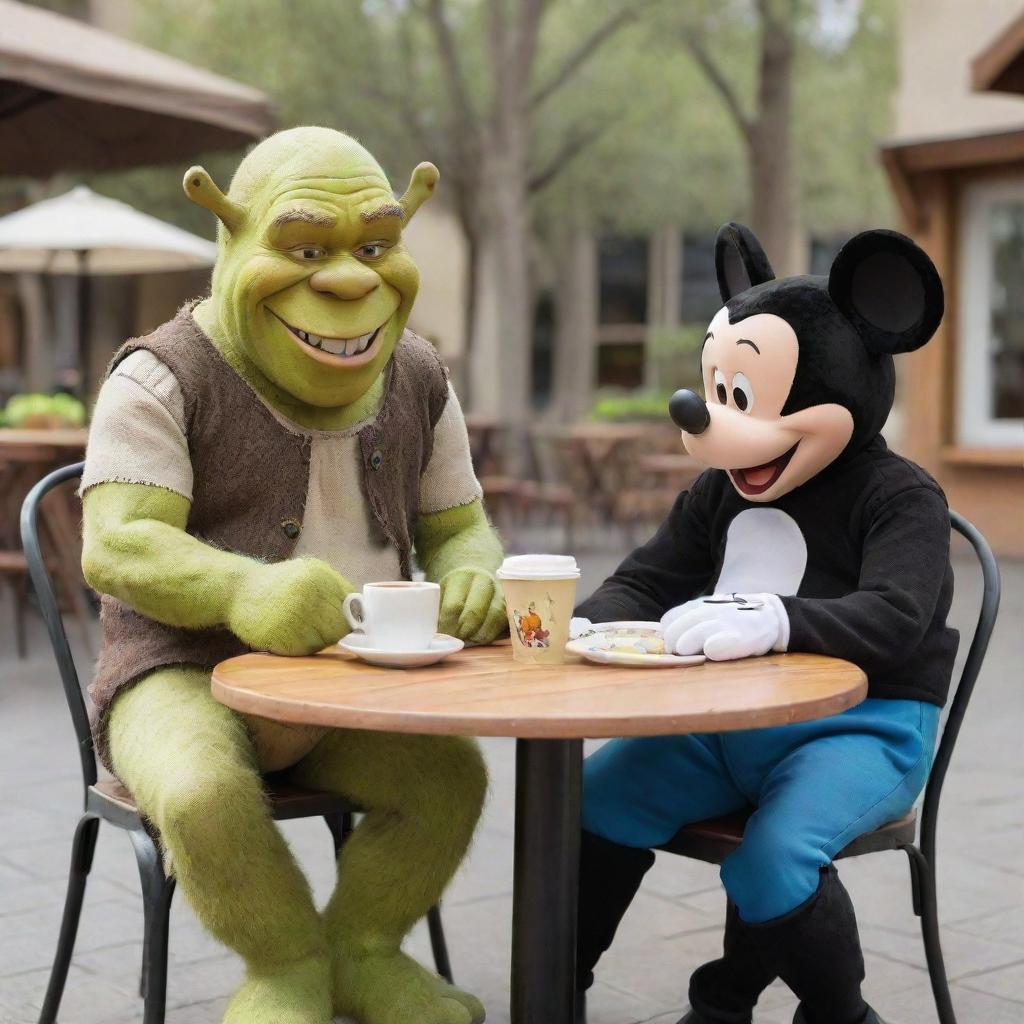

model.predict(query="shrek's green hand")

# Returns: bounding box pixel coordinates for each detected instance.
[229,558,353,656]
[438,567,506,646]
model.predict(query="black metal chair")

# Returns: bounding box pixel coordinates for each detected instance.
[651,510,1000,1024]
[22,462,454,1024]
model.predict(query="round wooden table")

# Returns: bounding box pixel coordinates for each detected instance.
[212,644,867,1024]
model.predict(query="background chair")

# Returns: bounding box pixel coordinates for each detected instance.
[653,510,1000,1024]
[22,461,454,1024]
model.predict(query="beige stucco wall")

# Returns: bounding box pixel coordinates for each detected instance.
[894,0,1024,142]
[403,202,469,366]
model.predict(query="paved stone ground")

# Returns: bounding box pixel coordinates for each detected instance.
[1,546,1021,1023]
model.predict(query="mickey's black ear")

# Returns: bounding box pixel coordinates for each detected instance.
[828,229,943,354]
[715,222,775,302]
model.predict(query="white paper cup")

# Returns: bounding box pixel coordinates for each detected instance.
[497,555,580,666]
[343,581,440,651]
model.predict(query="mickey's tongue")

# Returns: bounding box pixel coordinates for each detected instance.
[742,464,777,487]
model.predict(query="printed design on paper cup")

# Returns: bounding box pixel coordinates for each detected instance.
[512,596,556,649]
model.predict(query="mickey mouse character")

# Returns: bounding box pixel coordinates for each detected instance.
[572,224,958,1024]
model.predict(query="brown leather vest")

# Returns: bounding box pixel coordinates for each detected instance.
[89,306,448,767]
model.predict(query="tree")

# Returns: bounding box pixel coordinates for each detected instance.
[121,0,660,430]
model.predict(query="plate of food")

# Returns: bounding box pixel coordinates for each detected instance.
[566,622,706,668]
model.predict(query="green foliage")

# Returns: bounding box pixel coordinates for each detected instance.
[86,1,897,254]
[3,392,86,427]
[590,389,674,422]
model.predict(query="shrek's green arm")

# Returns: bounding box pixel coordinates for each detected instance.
[82,482,245,628]
[415,497,507,644]
[81,482,351,654]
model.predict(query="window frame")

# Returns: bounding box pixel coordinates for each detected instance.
[957,177,1024,447]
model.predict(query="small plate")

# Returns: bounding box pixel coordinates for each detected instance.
[566,622,705,668]
[338,632,464,668]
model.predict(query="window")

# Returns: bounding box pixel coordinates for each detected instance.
[598,237,648,326]
[958,180,1024,447]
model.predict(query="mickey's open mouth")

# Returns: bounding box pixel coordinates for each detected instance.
[730,443,799,496]
[271,311,385,367]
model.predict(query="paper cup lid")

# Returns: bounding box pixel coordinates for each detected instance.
[497,554,580,580]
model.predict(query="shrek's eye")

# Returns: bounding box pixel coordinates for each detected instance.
[713,368,728,404]
[355,242,389,260]
[732,371,754,413]
[293,245,327,261]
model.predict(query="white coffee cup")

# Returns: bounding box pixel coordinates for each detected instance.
[343,581,441,651]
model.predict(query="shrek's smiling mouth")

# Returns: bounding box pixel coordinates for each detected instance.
[271,311,385,365]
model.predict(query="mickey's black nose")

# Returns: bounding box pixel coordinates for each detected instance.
[669,389,711,435]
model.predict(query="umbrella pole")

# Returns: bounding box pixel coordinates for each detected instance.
[75,249,90,398]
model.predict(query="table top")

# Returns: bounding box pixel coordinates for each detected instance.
[640,453,703,473]
[0,427,89,451]
[212,644,867,740]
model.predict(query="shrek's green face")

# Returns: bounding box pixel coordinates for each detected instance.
[187,129,437,409]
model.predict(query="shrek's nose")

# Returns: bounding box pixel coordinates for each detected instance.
[669,389,711,435]
[309,261,380,301]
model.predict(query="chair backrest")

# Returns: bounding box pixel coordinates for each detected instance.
[19,461,96,792]
[918,510,1001,864]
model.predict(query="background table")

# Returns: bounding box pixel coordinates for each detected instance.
[212,645,867,1024]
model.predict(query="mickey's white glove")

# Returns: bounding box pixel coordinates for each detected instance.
[570,617,595,639]
[660,594,789,661]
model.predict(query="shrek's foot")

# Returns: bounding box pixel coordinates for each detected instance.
[223,955,332,1024]
[334,949,485,1024]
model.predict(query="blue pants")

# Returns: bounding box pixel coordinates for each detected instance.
[582,698,940,924]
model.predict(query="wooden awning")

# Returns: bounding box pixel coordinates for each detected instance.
[0,0,274,177]
[972,11,1024,96]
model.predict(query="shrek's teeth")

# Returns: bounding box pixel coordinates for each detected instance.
[280,315,380,357]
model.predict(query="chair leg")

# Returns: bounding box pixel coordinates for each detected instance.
[324,811,353,857]
[427,904,453,983]
[905,844,957,1024]
[129,828,175,1024]
[38,814,100,1024]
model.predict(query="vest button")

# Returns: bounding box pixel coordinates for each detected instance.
[369,449,384,471]
[281,518,301,540]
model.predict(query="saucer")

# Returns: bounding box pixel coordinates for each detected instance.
[566,622,705,668]
[338,632,464,668]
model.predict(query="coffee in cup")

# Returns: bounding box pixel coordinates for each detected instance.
[343,581,441,651]
[497,554,580,666]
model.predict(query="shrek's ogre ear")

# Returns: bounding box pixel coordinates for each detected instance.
[183,166,245,234]
[828,229,943,354]
[715,222,775,302]
[399,162,440,223]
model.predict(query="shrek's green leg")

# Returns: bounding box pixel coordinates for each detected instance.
[107,666,332,1024]
[289,730,487,1024]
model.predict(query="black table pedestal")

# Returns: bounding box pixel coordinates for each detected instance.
[511,737,584,1024]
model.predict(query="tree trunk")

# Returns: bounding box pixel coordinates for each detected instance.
[749,3,799,274]
[551,226,598,423]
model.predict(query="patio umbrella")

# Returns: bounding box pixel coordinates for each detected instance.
[0,185,216,392]
[0,0,274,176]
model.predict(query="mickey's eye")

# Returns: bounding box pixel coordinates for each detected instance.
[713,368,728,404]
[732,371,754,413]
[355,242,390,260]
[293,245,327,262]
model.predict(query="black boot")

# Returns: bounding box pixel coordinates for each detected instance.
[747,866,873,1024]
[576,830,655,994]
[675,900,777,1024]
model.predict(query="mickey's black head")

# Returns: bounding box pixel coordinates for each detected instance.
[669,222,943,501]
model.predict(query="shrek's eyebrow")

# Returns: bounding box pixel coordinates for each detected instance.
[360,202,405,223]
[737,338,761,353]
[272,208,336,229]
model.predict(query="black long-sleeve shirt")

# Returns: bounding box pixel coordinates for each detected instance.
[576,438,958,706]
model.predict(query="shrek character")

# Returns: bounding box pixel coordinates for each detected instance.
[80,127,505,1024]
